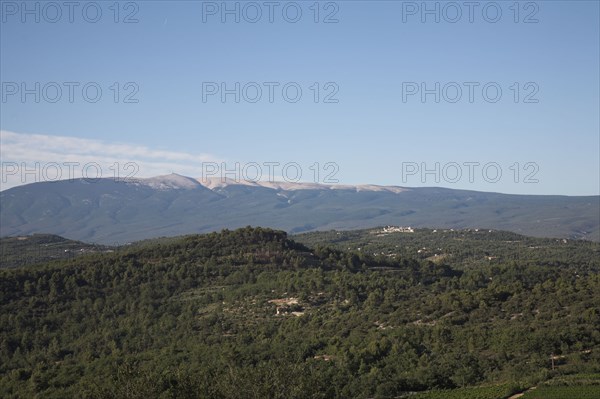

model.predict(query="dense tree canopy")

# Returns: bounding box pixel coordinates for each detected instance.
[1,227,599,398]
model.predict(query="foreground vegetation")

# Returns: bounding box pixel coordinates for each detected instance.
[0,227,599,398]
[408,384,517,399]
[516,373,600,398]
[520,386,600,399]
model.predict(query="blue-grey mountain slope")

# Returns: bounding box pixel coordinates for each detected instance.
[1,174,598,244]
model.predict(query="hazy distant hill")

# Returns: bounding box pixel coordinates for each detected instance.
[1,174,598,243]
[0,234,112,268]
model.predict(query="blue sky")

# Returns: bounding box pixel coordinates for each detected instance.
[1,0,599,195]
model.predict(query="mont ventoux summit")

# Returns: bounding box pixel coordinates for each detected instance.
[1,173,598,244]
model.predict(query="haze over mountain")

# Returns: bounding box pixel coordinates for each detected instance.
[1,174,598,244]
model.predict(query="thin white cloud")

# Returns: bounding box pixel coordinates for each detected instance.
[0,130,223,190]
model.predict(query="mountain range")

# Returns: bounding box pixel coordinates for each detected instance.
[1,173,598,244]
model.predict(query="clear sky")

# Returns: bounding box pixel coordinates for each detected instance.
[1,0,599,195]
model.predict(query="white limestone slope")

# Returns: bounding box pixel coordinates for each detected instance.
[128,173,202,190]
[126,174,408,193]
[196,176,408,193]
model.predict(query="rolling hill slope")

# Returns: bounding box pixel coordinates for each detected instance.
[1,174,598,243]
[1,227,599,398]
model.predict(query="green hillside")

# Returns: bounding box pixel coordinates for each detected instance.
[0,234,113,269]
[294,227,600,271]
[1,227,599,398]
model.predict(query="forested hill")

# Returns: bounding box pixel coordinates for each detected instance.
[1,227,599,398]
[0,234,113,269]
[295,227,600,272]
